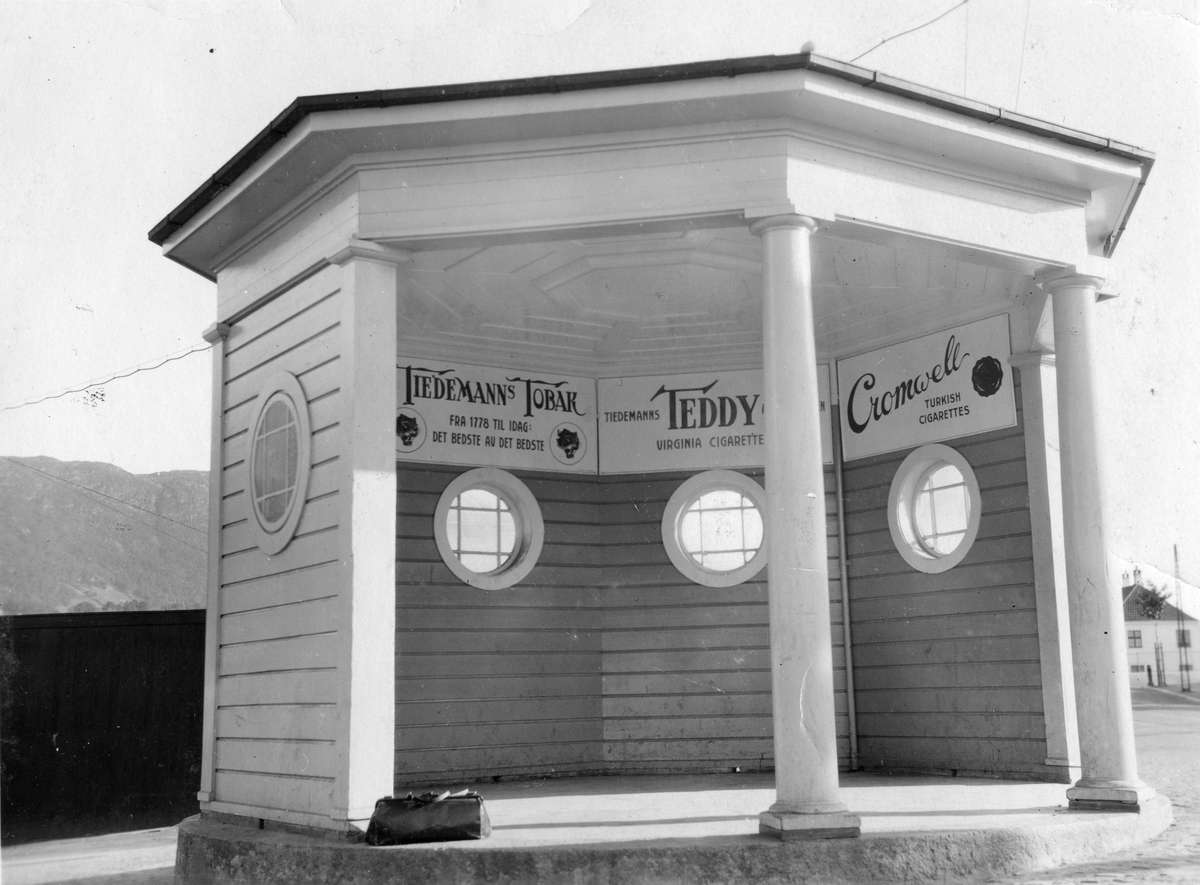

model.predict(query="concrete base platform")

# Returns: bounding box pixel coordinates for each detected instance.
[176,772,1173,884]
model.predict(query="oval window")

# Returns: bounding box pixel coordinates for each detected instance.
[246,372,311,555]
[663,470,768,587]
[253,396,300,529]
[889,444,980,573]
[434,468,544,589]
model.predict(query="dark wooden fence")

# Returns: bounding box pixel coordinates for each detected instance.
[0,610,205,843]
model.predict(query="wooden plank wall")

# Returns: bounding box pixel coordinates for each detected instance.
[394,464,604,786]
[1,611,204,843]
[394,464,850,785]
[597,468,849,774]
[844,378,1051,778]
[213,266,346,819]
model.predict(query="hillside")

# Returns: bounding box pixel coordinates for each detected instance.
[0,457,208,614]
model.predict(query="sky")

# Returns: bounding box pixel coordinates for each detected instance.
[0,0,1197,587]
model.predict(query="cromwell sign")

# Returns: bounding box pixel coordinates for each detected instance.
[836,315,1015,461]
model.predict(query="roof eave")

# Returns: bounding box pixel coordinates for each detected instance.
[149,51,1155,270]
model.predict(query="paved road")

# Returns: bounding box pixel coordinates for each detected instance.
[985,686,1200,884]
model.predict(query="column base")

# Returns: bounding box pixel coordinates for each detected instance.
[1067,781,1157,812]
[759,809,861,841]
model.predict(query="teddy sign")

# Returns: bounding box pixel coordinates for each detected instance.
[836,315,1016,461]
[395,359,597,473]
[597,367,832,473]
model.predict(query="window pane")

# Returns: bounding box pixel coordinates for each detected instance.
[459,487,498,509]
[913,492,933,539]
[932,530,964,555]
[287,426,298,487]
[680,510,702,552]
[264,430,287,494]
[264,400,289,432]
[460,553,500,572]
[703,551,746,571]
[703,489,742,510]
[253,436,267,497]
[498,510,517,554]
[260,491,289,523]
[678,487,762,573]
[927,463,962,489]
[458,508,495,552]
[743,507,764,549]
[932,486,968,530]
[701,507,742,552]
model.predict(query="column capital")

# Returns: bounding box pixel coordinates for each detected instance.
[1037,271,1106,295]
[1009,350,1055,370]
[328,237,412,267]
[750,214,819,237]
[201,322,231,343]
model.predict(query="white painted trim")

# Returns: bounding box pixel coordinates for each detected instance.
[433,468,545,590]
[327,238,411,268]
[1010,350,1080,774]
[887,444,982,574]
[830,405,857,769]
[333,257,398,823]
[198,328,228,804]
[661,470,768,588]
[245,372,312,556]
[201,800,354,833]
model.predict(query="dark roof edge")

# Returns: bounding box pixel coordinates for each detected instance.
[148,51,1155,250]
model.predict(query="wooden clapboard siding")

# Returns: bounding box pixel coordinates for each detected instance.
[845,378,1051,776]
[394,461,850,785]
[212,266,347,816]
[394,464,603,786]
[217,177,359,319]
[596,467,850,773]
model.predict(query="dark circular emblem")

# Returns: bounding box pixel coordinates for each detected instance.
[395,407,427,452]
[550,422,586,465]
[971,356,1004,398]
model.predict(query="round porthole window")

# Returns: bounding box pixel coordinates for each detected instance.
[434,468,545,590]
[246,372,311,555]
[888,444,981,574]
[662,470,768,587]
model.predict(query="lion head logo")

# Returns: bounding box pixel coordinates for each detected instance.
[555,427,581,459]
[397,413,420,446]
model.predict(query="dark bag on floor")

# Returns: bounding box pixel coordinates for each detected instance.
[365,790,491,845]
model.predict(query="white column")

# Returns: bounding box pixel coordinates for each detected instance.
[329,244,402,826]
[197,321,230,805]
[1009,351,1080,780]
[753,215,859,840]
[1044,273,1153,810]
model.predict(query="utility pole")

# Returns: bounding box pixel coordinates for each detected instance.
[1177,544,1191,692]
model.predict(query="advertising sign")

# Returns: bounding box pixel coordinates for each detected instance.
[395,359,597,473]
[597,366,832,474]
[836,315,1015,461]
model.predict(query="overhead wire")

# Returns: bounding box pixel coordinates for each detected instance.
[0,342,213,413]
[2,456,207,534]
[850,0,972,63]
[1,456,208,554]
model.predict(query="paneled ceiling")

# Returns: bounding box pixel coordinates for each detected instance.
[393,226,1030,376]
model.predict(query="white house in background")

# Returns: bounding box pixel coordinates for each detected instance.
[1124,584,1195,688]
[149,52,1157,841]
